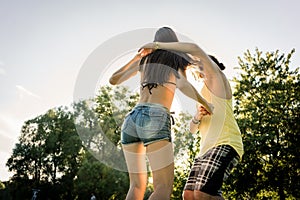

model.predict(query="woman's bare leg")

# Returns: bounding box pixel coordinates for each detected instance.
[123,143,147,200]
[146,140,174,200]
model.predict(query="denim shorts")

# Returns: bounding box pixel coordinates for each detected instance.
[121,103,172,146]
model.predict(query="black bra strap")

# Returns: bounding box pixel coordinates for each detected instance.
[141,83,158,94]
[141,81,176,94]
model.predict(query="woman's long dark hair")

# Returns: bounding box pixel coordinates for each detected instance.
[140,27,190,85]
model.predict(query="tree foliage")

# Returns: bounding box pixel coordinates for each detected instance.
[73,85,138,199]
[74,151,129,200]
[224,48,300,199]
[172,112,200,199]
[6,106,83,199]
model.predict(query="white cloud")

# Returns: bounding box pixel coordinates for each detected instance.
[16,85,41,100]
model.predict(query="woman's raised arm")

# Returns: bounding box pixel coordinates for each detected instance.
[142,42,219,74]
[109,49,152,85]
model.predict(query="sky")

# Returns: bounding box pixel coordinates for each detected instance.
[0,0,299,181]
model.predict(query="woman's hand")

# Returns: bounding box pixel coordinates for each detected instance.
[194,104,212,121]
[137,48,153,57]
[190,103,211,132]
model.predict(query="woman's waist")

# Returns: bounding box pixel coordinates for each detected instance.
[138,94,173,110]
[135,102,170,113]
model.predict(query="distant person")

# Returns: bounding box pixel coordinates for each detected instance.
[142,41,244,200]
[90,193,96,200]
[109,27,213,200]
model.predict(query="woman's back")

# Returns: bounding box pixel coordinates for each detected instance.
[138,49,190,110]
[139,75,176,110]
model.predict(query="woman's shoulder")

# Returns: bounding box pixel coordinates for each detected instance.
[204,74,232,99]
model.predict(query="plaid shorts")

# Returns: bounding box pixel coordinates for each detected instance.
[184,145,239,196]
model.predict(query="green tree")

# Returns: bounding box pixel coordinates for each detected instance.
[224,48,300,199]
[74,151,129,200]
[0,181,4,190]
[94,85,139,145]
[172,112,200,199]
[73,86,138,199]
[74,86,139,171]
[6,106,83,199]
[0,181,10,200]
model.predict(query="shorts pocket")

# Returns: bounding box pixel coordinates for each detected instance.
[144,109,168,133]
[121,110,135,131]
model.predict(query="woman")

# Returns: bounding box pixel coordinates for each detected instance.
[142,41,244,200]
[109,27,213,200]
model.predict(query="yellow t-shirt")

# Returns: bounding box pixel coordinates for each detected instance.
[198,85,244,158]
